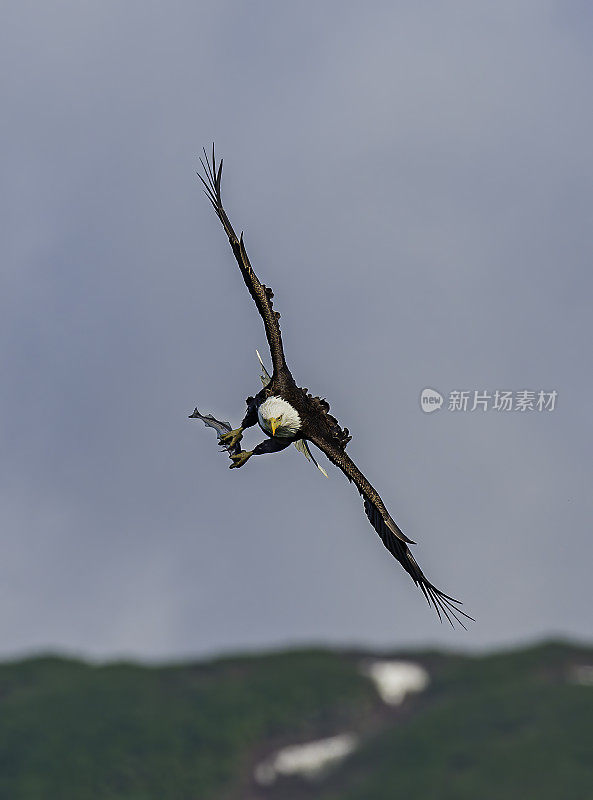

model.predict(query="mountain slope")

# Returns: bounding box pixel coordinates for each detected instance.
[0,642,590,799]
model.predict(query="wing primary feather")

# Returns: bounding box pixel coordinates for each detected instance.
[359,488,473,629]
[204,145,215,185]
[197,171,216,207]
[309,433,473,628]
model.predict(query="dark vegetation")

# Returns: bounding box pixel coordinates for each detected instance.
[0,641,590,799]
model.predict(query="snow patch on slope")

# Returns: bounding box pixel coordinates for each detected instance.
[569,665,593,685]
[254,733,358,785]
[363,660,429,704]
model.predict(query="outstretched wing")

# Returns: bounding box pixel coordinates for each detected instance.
[308,433,473,628]
[198,145,289,379]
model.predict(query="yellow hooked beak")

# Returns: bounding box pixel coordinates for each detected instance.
[270,418,278,436]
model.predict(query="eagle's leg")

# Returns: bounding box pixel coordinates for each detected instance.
[221,395,260,448]
[219,428,244,448]
[229,449,253,468]
[229,437,292,469]
[251,436,292,456]
[252,438,292,456]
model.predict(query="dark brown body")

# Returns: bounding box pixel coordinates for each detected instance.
[244,368,351,452]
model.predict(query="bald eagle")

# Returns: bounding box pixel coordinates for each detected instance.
[190,147,472,628]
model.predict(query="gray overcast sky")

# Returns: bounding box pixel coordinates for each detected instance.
[1,1,592,660]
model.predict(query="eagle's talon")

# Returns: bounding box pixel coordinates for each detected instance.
[219,428,243,448]
[229,450,253,469]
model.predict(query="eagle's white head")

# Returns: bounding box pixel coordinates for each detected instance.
[258,396,301,438]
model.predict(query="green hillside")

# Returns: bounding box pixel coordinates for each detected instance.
[0,641,590,799]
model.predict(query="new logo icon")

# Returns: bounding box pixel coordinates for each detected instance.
[420,388,443,413]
